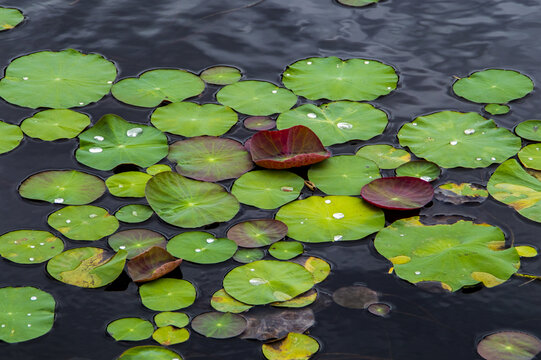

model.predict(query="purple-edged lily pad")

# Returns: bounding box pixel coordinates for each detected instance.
[126,246,182,283]
[477,331,541,360]
[244,116,276,131]
[361,176,434,210]
[108,229,167,259]
[227,219,288,248]
[247,125,330,169]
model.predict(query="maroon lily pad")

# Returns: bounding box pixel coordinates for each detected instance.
[244,116,276,131]
[126,246,182,282]
[227,219,288,248]
[247,125,330,169]
[477,331,541,360]
[361,176,434,210]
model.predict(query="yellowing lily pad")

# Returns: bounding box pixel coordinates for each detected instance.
[47,205,119,241]
[271,289,318,308]
[0,230,64,264]
[434,183,488,204]
[20,109,90,141]
[210,289,253,313]
[152,326,189,345]
[0,7,23,31]
[291,256,331,284]
[356,144,410,169]
[262,332,319,360]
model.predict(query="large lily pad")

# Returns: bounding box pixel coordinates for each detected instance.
[20,109,90,141]
[106,172,152,198]
[227,219,288,248]
[0,230,64,264]
[139,278,196,311]
[0,7,24,31]
[0,49,117,109]
[262,332,320,360]
[108,229,166,259]
[200,66,241,85]
[518,144,541,170]
[0,121,23,154]
[240,308,315,341]
[117,346,183,360]
[107,318,154,341]
[191,312,247,339]
[166,232,237,264]
[397,111,521,168]
[515,120,541,141]
[47,205,119,241]
[145,172,239,228]
[127,247,182,282]
[76,114,168,171]
[477,331,541,360]
[361,177,434,210]
[210,289,253,314]
[275,196,385,243]
[356,144,411,169]
[374,217,520,291]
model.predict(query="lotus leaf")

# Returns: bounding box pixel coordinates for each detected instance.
[395,160,440,181]
[244,116,276,131]
[518,144,541,170]
[47,247,127,288]
[200,66,241,85]
[291,256,331,284]
[0,287,55,343]
[146,164,171,176]
[0,121,23,154]
[227,219,288,248]
[0,230,63,264]
[271,289,317,308]
[20,109,90,140]
[108,229,166,259]
[269,241,303,260]
[152,326,189,345]
[262,332,319,360]
[240,308,315,341]
[112,69,204,107]
[356,144,411,169]
[115,204,154,223]
[167,232,237,264]
[515,120,541,141]
[397,111,521,168]
[367,303,391,317]
[210,289,253,313]
[275,196,385,243]
[191,312,246,339]
[154,312,189,328]
[19,170,105,205]
[434,183,488,205]
[0,49,117,109]
[485,104,510,115]
[0,7,23,30]
[106,318,154,341]
[127,247,182,282]
[106,172,152,197]
[117,346,183,360]
[374,217,521,291]
[139,278,196,311]
[168,137,252,182]
[477,331,541,360]
[233,248,265,263]
[145,172,239,228]
[332,285,378,309]
[47,205,119,240]
[282,56,397,101]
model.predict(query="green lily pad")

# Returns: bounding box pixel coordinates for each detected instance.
[117,346,183,360]
[231,170,304,209]
[154,312,189,328]
[241,308,315,340]
[76,114,168,171]
[275,195,385,243]
[515,120,541,141]
[374,217,520,291]
[356,144,411,169]
[108,229,166,259]
[434,183,488,204]
[210,289,253,313]
[0,121,23,154]
[277,101,388,146]
[115,204,154,223]
[145,172,239,228]
[307,155,381,195]
[271,289,318,308]
[0,49,117,109]
[106,172,152,197]
[216,80,297,116]
[227,219,288,248]
[191,312,247,339]
[223,260,314,305]
[0,230,64,264]
[485,104,510,115]
[453,69,533,104]
[47,247,127,288]
[0,287,55,343]
[47,205,119,241]
[397,111,521,168]
[151,102,237,137]
[518,144,541,170]
[244,116,276,131]
[146,164,171,176]
[332,285,378,309]
[152,326,189,345]
[167,231,237,264]
[127,247,182,283]
[139,278,196,311]
[20,109,90,141]
[168,137,253,182]
[282,56,397,101]
[477,331,541,360]
[233,248,265,263]
[395,160,440,181]
[112,69,204,108]
[269,241,303,260]
[200,66,242,85]
[0,7,23,31]
[291,256,331,284]
[19,170,105,205]
[262,332,319,360]
[106,318,154,341]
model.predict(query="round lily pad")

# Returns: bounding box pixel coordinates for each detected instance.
[146,164,171,176]
[167,231,237,264]
[518,144,541,170]
[76,114,169,171]
[106,172,152,197]
[453,69,533,104]
[485,104,510,115]
[277,101,388,146]
[397,111,521,168]
[19,170,105,205]
[210,289,253,313]
[269,241,303,260]
[0,121,23,154]
[333,285,378,309]
[0,7,24,31]
[223,260,314,305]
[154,312,189,328]
[361,177,434,210]
[233,248,265,263]
[200,66,241,85]
[47,205,119,241]
[516,120,541,141]
[151,102,237,137]
[139,278,196,311]
[395,160,440,182]
[0,230,64,264]
[168,137,253,182]
[216,80,297,116]
[112,69,204,108]
[367,303,391,317]
[115,204,153,223]
[117,346,183,360]
[244,116,275,131]
[356,144,411,169]
[434,183,488,204]
[271,289,318,308]
[152,326,189,345]
[337,0,380,6]
[0,287,55,343]
[20,109,90,141]
[291,256,331,284]
[282,56,397,101]
[275,196,385,243]
[191,312,246,339]
[227,219,288,248]
[108,229,166,259]
[241,308,315,341]
[127,247,182,283]
[262,332,319,360]
[231,170,304,209]
[107,318,154,341]
[477,331,541,360]
[145,172,239,228]
[307,155,381,195]
[0,49,117,109]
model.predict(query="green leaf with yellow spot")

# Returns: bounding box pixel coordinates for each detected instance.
[211,289,253,313]
[152,326,189,345]
[262,332,320,360]
[0,7,23,31]
[0,230,64,264]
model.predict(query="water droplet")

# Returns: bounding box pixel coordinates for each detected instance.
[39,243,44,246]
[89,214,98,218]
[22,77,29,80]
[89,147,103,153]
[476,157,482,161]
[250,268,255,272]
[415,271,421,275]
[420,176,432,182]
[300,221,304,224]
[107,81,113,84]
[30,296,37,301]
[412,122,417,126]
[119,246,126,250]
[281,186,294,192]
[79,102,84,105]
[333,235,343,241]
[29,258,34,261]
[529,157,534,161]
[333,212,345,219]
[29,245,35,249]
[1,324,5,328]
[126,127,143,137]
[387,86,392,90]
[307,113,317,119]
[195,248,202,252]
[271,90,278,94]
[491,157,496,161]
[464,128,475,135]
[93,135,104,141]
[54,198,64,204]
[364,61,370,64]
[65,219,71,224]
[449,140,458,146]
[337,122,353,129]
[306,61,312,65]
[249,278,267,285]
[324,199,331,204]
[206,238,215,243]
[285,73,291,76]
[400,234,404,237]
[27,324,31,327]
[27,313,31,316]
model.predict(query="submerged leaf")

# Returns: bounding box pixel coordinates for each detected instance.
[241,308,315,341]
[477,331,541,360]
[332,285,379,309]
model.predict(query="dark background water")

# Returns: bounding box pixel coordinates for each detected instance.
[1,0,541,359]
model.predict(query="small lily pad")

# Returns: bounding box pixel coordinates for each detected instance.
[395,160,440,182]
[152,326,189,345]
[518,144,541,170]
[333,285,378,309]
[434,183,488,204]
[108,229,166,259]
[127,247,182,282]
[106,172,152,198]
[227,219,288,248]
[146,164,171,176]
[367,303,391,317]
[191,312,247,339]
[47,205,119,241]
[0,121,23,154]
[338,0,380,6]
[154,312,189,328]
[200,66,241,85]
[485,104,510,115]
[0,7,24,31]
[291,256,331,284]
[20,109,90,141]
[269,241,303,260]
[115,205,154,223]
[139,278,196,311]
[516,246,538,258]
[233,248,265,263]
[241,308,315,341]
[262,332,320,360]
[477,331,541,360]
[117,346,183,360]
[244,116,276,131]
[166,231,237,264]
[0,230,64,264]
[271,289,318,308]
[107,318,154,341]
[210,289,253,313]
[515,120,541,141]
[361,177,434,210]
[356,144,411,169]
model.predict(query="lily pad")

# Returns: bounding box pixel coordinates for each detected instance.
[485,104,510,115]
[191,312,247,339]
[0,230,64,264]
[146,164,171,176]
[233,248,265,263]
[152,326,189,345]
[127,247,182,282]
[308,155,381,195]
[262,332,320,360]
[151,102,237,137]
[106,172,152,198]
[518,144,541,170]
[291,256,331,284]
[166,232,237,264]
[337,0,380,6]
[200,66,241,85]
[394,160,440,181]
[277,102,388,146]
[271,289,318,308]
[356,144,411,169]
[477,331,541,360]
[108,229,166,259]
[117,346,183,360]
[0,287,55,343]
[374,217,520,291]
[47,205,119,241]
[332,285,378,309]
[115,204,154,223]
[168,137,253,182]
[19,170,105,205]
[154,312,189,328]
[367,303,391,317]
[107,318,154,341]
[361,177,434,210]
[275,196,385,243]
[0,121,23,154]
[76,114,169,171]
[47,247,127,288]
[216,80,297,116]
[145,172,239,228]
[0,7,23,31]
[397,111,521,168]
[434,183,488,204]
[515,120,541,141]
[241,308,315,341]
[139,278,196,311]
[227,219,288,248]
[0,49,117,109]
[244,116,276,131]
[282,56,397,101]
[112,69,204,107]
[269,241,303,260]
[20,109,90,141]
[210,289,253,313]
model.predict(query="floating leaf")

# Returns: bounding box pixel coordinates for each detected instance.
[515,120,541,141]
[434,183,488,205]
[117,346,183,360]
[19,170,105,205]
[139,278,196,311]
[210,289,253,313]
[244,116,276,131]
[115,204,154,223]
[0,121,23,154]
[333,285,378,309]
[108,229,166,259]
[477,331,541,360]
[0,7,23,31]
[127,247,182,282]
[154,312,189,328]
[191,312,246,339]
[106,172,152,198]
[485,104,510,115]
[227,219,288,248]
[518,144,541,170]
[271,289,318,308]
[152,326,189,345]
[515,246,537,258]
[395,160,440,181]
[167,231,237,264]
[47,205,119,241]
[106,318,154,341]
[112,69,204,107]
[76,114,168,171]
[356,144,410,169]
[291,256,331,284]
[20,109,90,141]
[241,308,315,341]
[233,248,265,264]
[146,164,171,176]
[0,49,117,109]
[269,241,303,260]
[262,332,320,360]
[367,303,391,317]
[0,230,64,264]
[337,0,380,6]
[200,66,241,85]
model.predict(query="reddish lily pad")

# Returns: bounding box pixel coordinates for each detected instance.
[244,116,276,131]
[240,308,315,341]
[332,285,379,309]
[108,229,166,259]
[127,247,182,283]
[367,303,391,317]
[361,177,434,210]
[477,331,541,360]
[227,219,288,248]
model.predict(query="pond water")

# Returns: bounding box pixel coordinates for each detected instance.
[1,0,541,359]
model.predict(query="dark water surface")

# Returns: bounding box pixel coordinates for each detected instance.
[1,0,541,359]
